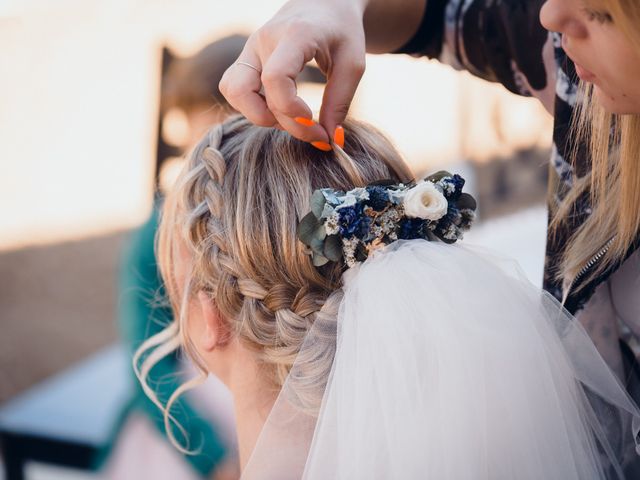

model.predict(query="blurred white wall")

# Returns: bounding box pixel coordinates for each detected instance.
[0,0,552,251]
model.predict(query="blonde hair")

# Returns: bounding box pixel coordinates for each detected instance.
[550,0,640,292]
[134,115,413,453]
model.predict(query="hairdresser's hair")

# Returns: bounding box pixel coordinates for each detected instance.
[550,0,640,292]
[134,115,413,453]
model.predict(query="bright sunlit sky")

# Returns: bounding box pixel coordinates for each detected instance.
[0,0,552,251]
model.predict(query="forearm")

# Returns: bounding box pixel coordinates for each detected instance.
[361,0,428,54]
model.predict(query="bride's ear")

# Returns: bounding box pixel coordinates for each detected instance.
[196,291,228,351]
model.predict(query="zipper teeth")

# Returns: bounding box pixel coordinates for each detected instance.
[574,236,615,282]
[562,236,616,307]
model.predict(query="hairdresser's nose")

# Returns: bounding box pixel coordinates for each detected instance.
[540,0,588,39]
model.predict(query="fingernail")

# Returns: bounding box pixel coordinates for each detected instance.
[310,141,332,152]
[333,125,344,149]
[294,116,316,127]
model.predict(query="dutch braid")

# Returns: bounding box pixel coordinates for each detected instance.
[177,124,339,393]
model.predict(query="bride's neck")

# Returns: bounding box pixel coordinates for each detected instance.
[227,355,278,470]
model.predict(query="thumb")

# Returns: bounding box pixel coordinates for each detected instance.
[319,43,366,141]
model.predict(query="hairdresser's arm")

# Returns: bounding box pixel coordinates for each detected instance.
[396,0,555,113]
[219,0,426,143]
[363,0,427,54]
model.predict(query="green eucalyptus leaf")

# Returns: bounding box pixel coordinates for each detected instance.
[297,212,321,246]
[323,235,343,262]
[309,225,327,255]
[312,252,330,267]
[310,190,327,218]
[425,170,452,183]
[426,230,439,242]
[457,193,477,211]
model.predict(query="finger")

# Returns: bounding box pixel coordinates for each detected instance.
[261,40,329,143]
[219,54,277,127]
[318,42,366,141]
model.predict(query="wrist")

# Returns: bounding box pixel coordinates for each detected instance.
[322,0,369,18]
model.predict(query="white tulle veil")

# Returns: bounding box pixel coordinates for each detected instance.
[241,240,640,479]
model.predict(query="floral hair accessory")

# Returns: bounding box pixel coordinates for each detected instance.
[297,171,477,268]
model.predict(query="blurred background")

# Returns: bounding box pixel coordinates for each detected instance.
[0,0,552,478]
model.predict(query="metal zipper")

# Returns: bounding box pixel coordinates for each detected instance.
[561,236,616,307]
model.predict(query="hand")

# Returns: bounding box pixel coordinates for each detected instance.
[219,0,368,147]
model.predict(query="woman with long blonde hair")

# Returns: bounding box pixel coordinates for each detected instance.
[221,0,640,409]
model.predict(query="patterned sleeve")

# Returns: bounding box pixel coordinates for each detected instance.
[394,0,554,100]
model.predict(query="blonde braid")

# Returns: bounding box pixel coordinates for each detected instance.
[168,123,337,400]
[137,127,239,455]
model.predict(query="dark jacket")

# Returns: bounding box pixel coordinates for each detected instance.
[393,4,640,473]
[394,0,639,325]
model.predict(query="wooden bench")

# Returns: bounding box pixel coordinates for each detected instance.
[0,345,132,480]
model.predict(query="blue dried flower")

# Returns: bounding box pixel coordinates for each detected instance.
[442,174,465,200]
[398,218,428,240]
[365,186,389,211]
[338,204,371,239]
[442,205,462,226]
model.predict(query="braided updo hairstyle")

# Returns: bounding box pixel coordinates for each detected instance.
[135,114,413,453]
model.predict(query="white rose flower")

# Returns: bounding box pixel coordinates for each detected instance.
[403,181,448,221]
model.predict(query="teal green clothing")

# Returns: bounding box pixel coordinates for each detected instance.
[92,205,226,477]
